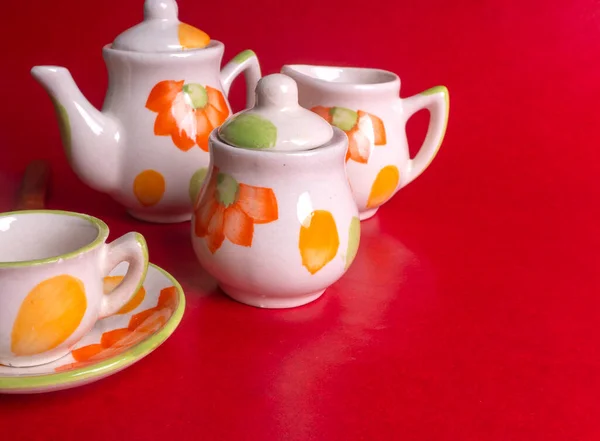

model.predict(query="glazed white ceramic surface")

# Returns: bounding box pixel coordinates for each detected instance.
[112,0,206,53]
[281,64,450,220]
[0,262,185,394]
[191,127,360,309]
[30,0,261,223]
[0,210,148,367]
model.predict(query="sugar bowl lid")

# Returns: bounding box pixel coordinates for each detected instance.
[218,74,334,152]
[111,0,211,52]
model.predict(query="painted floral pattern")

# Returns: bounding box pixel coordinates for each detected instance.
[12,275,86,357]
[55,285,177,373]
[298,210,340,275]
[146,80,230,152]
[178,23,210,49]
[194,167,278,253]
[311,106,387,163]
[367,165,400,208]
[133,169,166,207]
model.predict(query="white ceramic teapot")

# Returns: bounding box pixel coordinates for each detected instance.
[31,0,261,223]
[191,74,360,308]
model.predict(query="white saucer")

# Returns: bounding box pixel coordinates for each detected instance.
[0,262,185,394]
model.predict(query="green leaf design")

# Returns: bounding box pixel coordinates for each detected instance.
[183,84,208,109]
[330,107,358,132]
[216,172,239,207]
[50,97,72,163]
[189,167,208,204]
[345,216,360,269]
[219,113,277,149]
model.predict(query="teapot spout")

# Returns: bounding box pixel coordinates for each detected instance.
[30,66,122,194]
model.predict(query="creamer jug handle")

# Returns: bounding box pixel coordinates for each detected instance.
[401,86,449,185]
[220,50,262,109]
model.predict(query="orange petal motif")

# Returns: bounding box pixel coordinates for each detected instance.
[223,205,254,247]
[366,112,387,145]
[194,194,219,237]
[146,80,184,112]
[71,344,104,362]
[204,104,224,128]
[195,111,211,152]
[346,127,371,164]
[154,108,177,136]
[135,308,171,333]
[206,86,229,115]
[54,285,178,373]
[311,106,332,123]
[157,286,178,310]
[206,204,226,253]
[128,308,158,331]
[237,184,279,223]
[171,126,196,152]
[101,328,131,348]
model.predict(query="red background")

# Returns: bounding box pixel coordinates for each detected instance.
[1,0,600,439]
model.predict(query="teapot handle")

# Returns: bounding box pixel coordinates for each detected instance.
[400,86,449,186]
[220,50,262,109]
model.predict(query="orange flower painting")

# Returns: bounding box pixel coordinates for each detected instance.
[194,167,278,253]
[54,286,178,373]
[146,80,230,152]
[311,106,386,164]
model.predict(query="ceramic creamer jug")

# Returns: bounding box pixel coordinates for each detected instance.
[191,74,360,309]
[31,0,261,223]
[281,65,449,220]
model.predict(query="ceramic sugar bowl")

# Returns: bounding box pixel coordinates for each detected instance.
[191,74,360,308]
[31,0,261,223]
[281,65,449,220]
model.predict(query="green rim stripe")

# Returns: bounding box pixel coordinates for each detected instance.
[0,210,109,269]
[132,232,150,305]
[232,49,256,64]
[0,263,186,391]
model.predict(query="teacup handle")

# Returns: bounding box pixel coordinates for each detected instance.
[220,50,262,109]
[99,232,149,318]
[401,85,450,186]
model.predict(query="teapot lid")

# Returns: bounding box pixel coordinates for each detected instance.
[111,0,211,52]
[218,74,334,152]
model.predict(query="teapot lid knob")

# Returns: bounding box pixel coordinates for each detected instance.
[218,74,334,152]
[144,0,178,20]
[112,0,211,52]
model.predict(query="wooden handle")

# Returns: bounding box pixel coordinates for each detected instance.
[14,160,51,210]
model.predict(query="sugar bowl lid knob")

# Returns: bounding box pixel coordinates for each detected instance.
[219,74,334,152]
[255,74,299,108]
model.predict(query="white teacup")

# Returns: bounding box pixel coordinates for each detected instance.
[0,210,149,367]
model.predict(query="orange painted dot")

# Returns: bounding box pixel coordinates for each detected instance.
[367,165,400,209]
[11,275,87,356]
[103,276,146,315]
[178,23,210,49]
[133,169,165,207]
[299,210,340,275]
